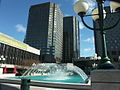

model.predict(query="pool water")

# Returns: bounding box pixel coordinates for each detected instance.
[9,75,85,83]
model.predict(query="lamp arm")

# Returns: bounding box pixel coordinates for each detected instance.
[81,14,120,31]
[103,17,120,31]
[81,16,100,31]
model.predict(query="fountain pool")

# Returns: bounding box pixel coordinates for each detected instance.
[10,63,88,84]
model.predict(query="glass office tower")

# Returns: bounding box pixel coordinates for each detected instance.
[24,2,63,63]
[63,16,80,63]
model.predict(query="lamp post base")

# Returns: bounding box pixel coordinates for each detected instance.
[97,57,115,69]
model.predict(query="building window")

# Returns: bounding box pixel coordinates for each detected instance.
[118,51,120,55]
[111,51,117,55]
[113,58,118,62]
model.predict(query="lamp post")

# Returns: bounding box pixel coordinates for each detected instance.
[0,55,6,64]
[74,0,120,69]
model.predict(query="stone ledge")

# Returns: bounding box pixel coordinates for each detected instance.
[92,83,120,90]
[91,70,120,83]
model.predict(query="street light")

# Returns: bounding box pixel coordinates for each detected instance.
[74,0,120,69]
[0,55,6,64]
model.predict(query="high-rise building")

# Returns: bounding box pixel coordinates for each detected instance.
[63,16,80,63]
[94,6,120,61]
[24,2,63,63]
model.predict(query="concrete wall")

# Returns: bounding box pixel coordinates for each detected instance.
[91,70,120,90]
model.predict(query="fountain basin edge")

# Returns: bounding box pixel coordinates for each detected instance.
[0,78,91,89]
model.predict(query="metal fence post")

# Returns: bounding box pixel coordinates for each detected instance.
[21,79,30,90]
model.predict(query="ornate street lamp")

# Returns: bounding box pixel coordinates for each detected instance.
[0,55,6,64]
[74,0,120,69]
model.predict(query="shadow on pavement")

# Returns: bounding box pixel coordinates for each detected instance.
[0,83,19,90]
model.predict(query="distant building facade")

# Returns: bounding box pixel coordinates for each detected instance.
[94,6,120,61]
[0,33,40,66]
[62,16,80,63]
[24,2,63,63]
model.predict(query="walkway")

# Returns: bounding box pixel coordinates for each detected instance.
[0,83,70,90]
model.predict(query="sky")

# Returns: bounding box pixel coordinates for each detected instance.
[0,0,98,57]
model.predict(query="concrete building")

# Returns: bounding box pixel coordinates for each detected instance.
[0,33,40,66]
[24,2,63,63]
[62,16,80,63]
[94,6,120,61]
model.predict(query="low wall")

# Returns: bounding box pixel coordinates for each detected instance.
[0,78,91,90]
[0,74,15,78]
[91,70,120,90]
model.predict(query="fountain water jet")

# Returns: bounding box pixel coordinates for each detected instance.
[22,63,88,83]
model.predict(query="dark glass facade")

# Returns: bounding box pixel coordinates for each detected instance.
[24,2,63,63]
[94,6,120,61]
[63,16,80,63]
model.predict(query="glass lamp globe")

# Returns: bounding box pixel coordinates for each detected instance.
[1,55,4,58]
[110,1,120,11]
[2,58,6,61]
[92,8,106,21]
[97,56,101,60]
[74,0,89,15]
